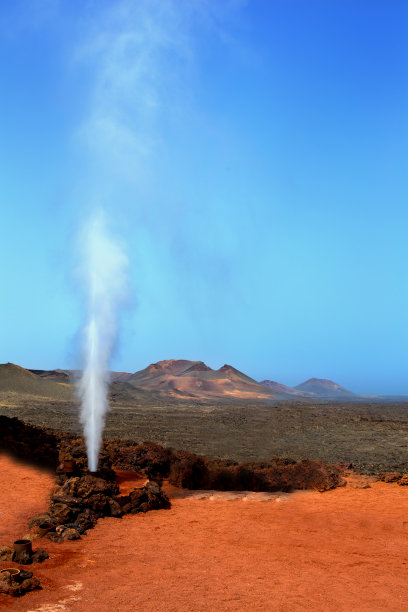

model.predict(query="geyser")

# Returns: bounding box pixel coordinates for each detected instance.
[77,211,129,472]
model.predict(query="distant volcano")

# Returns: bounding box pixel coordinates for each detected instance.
[294,378,356,398]
[260,377,356,399]
[126,360,273,400]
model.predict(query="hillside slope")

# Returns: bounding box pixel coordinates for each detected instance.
[295,378,356,398]
[127,360,274,400]
[0,363,71,400]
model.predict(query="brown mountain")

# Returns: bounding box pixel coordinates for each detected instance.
[31,369,134,384]
[260,380,305,397]
[0,363,71,399]
[127,359,274,400]
[29,368,71,382]
[110,372,134,383]
[294,378,356,398]
[11,361,357,402]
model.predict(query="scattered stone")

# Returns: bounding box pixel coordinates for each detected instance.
[51,492,83,507]
[86,493,111,514]
[336,462,353,471]
[46,532,64,543]
[74,474,119,498]
[28,513,54,529]
[54,527,81,541]
[378,472,402,483]
[398,475,408,486]
[108,497,123,517]
[12,548,32,565]
[22,533,40,541]
[74,509,98,533]
[63,528,81,541]
[0,571,15,593]
[0,540,50,566]
[348,480,371,489]
[119,481,170,514]
[18,576,41,594]
[15,570,33,582]
[50,501,78,525]
[31,548,49,563]
[0,546,13,562]
[0,569,40,597]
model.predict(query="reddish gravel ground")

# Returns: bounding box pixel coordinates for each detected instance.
[1,453,408,611]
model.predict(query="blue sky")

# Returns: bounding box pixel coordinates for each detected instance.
[1,0,407,394]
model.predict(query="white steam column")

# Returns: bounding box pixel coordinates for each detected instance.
[78,211,129,472]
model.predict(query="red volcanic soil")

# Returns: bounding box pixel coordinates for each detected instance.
[0,455,55,544]
[1,455,408,611]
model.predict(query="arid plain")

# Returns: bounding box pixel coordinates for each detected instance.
[1,361,408,474]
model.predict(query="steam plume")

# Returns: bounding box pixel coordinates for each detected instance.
[77,211,129,471]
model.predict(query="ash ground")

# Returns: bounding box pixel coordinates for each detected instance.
[1,394,408,474]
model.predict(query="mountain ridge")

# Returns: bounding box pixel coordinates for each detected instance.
[126,359,272,400]
[1,360,390,401]
[294,377,355,398]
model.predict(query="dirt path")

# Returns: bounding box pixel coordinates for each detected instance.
[1,454,407,611]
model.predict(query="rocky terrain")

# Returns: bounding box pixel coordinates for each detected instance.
[0,415,346,494]
[0,363,71,400]
[1,362,408,474]
[1,394,408,474]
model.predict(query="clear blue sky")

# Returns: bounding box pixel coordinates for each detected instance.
[1,0,407,394]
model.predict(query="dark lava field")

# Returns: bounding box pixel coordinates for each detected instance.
[1,396,408,474]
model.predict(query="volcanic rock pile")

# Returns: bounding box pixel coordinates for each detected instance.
[0,542,47,597]
[0,415,347,493]
[0,540,48,565]
[0,569,40,597]
[378,472,408,485]
[0,434,170,598]
[0,544,48,565]
[26,439,171,543]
